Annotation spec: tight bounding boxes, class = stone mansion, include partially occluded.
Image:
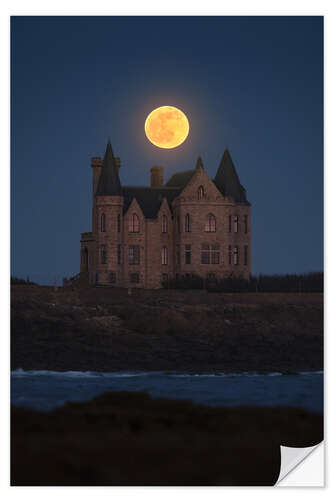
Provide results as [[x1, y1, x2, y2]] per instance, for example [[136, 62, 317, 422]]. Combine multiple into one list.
[[80, 140, 251, 288]]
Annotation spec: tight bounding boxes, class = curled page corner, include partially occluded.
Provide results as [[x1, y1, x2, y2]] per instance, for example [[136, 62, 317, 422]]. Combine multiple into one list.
[[276, 443, 323, 485]]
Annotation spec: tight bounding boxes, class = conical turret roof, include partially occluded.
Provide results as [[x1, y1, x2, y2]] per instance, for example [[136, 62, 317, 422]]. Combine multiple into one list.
[[214, 148, 248, 203], [196, 156, 204, 169], [96, 139, 122, 196]]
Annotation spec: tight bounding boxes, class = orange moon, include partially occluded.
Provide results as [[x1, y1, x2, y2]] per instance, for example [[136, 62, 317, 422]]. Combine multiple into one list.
[[144, 106, 189, 149]]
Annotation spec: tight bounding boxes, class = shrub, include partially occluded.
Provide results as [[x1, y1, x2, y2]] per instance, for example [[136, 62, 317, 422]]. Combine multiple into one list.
[[11, 276, 38, 286], [165, 272, 323, 293]]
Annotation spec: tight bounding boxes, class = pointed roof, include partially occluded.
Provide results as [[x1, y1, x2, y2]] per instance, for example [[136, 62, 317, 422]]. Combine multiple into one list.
[[95, 139, 122, 196], [196, 156, 204, 169], [214, 148, 248, 203]]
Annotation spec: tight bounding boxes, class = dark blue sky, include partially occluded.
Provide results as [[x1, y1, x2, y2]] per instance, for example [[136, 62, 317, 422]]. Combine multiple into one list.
[[11, 16, 323, 284]]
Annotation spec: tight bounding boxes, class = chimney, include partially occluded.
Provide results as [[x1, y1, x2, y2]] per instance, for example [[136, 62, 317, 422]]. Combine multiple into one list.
[[150, 166, 164, 187], [114, 157, 121, 170]]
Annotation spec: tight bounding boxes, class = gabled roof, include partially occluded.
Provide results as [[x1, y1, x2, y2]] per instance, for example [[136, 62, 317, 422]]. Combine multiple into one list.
[[122, 186, 181, 218], [96, 140, 122, 196], [214, 148, 249, 204], [165, 169, 195, 188]]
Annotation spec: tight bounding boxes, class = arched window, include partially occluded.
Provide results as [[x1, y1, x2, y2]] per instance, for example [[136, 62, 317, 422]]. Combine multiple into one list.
[[162, 246, 168, 265], [234, 215, 239, 233], [205, 214, 216, 232], [198, 186, 204, 200], [162, 215, 168, 233], [185, 213, 190, 232], [117, 214, 121, 233], [129, 213, 140, 233], [101, 213, 106, 232]]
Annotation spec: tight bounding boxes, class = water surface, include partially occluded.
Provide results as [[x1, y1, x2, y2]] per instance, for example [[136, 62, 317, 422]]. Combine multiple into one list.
[[11, 369, 323, 413]]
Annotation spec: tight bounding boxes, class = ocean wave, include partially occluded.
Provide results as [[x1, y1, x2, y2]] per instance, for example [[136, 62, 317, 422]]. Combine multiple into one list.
[[11, 368, 323, 378], [11, 369, 163, 379]]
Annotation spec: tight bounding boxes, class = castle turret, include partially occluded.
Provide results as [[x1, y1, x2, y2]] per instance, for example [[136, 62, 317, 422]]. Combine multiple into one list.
[[214, 148, 248, 203], [94, 139, 124, 286], [91, 157, 102, 234], [96, 139, 122, 196]]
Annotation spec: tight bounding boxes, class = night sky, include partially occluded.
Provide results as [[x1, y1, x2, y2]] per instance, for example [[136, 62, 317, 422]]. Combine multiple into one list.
[[11, 16, 323, 284]]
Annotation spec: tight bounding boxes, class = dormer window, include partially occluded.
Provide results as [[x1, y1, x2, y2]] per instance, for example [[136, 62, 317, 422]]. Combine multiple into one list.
[[129, 213, 140, 233], [198, 186, 204, 200]]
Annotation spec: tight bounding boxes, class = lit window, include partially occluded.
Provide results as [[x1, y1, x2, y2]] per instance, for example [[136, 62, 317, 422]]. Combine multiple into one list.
[[233, 246, 239, 265], [162, 246, 168, 265], [201, 244, 220, 264], [101, 213, 106, 232], [129, 214, 140, 233], [185, 244, 191, 265], [128, 245, 140, 265], [205, 214, 216, 232], [234, 216, 238, 233], [101, 245, 107, 264], [201, 244, 210, 264], [185, 214, 190, 232], [198, 186, 204, 200], [212, 243, 220, 264], [162, 215, 168, 233]]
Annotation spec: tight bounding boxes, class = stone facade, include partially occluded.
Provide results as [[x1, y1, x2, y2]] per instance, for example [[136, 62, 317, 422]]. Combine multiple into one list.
[[80, 141, 251, 288]]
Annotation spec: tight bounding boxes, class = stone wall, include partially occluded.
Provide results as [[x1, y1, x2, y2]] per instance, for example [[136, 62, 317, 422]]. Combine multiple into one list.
[[80, 160, 251, 288]]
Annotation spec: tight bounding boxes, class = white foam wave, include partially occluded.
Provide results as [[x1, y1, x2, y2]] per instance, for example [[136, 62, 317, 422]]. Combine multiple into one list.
[[11, 369, 323, 378], [11, 369, 161, 379]]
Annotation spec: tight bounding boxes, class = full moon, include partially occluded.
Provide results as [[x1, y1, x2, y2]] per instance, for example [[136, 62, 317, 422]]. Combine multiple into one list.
[[144, 106, 189, 149]]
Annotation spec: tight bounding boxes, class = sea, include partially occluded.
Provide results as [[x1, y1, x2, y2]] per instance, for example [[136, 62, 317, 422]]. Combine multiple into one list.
[[11, 369, 323, 413]]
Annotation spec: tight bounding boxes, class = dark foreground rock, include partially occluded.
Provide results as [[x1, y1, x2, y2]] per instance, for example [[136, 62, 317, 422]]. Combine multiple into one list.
[[11, 285, 323, 373], [11, 391, 323, 486]]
